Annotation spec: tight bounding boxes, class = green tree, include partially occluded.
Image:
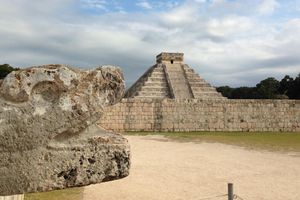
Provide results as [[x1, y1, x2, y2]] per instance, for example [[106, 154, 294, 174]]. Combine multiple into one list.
[[288, 73, 300, 99], [0, 64, 19, 79], [279, 75, 294, 95], [256, 77, 280, 99], [217, 74, 299, 99], [216, 86, 234, 98], [231, 87, 258, 99]]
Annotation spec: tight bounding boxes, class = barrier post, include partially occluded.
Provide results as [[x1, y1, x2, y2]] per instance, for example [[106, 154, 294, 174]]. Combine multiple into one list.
[[228, 183, 233, 200]]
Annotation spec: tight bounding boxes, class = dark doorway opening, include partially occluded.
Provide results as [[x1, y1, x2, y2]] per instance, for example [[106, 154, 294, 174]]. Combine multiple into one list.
[[171, 60, 174, 64]]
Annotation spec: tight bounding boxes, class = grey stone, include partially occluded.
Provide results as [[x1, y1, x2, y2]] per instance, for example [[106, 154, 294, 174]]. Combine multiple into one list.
[[0, 64, 130, 196]]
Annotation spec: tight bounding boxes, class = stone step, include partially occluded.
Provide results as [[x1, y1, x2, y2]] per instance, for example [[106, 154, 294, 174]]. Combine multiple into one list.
[[151, 71, 165, 75], [188, 78, 208, 83], [132, 81, 148, 89], [137, 91, 168, 96], [134, 95, 168, 99], [170, 80, 189, 83], [185, 71, 200, 75], [147, 77, 165, 82], [144, 82, 168, 87], [189, 82, 211, 87], [194, 96, 225, 100], [137, 76, 148, 81], [191, 87, 217, 92], [172, 89, 190, 93], [183, 68, 194, 73], [193, 90, 222, 94], [163, 63, 193, 99], [141, 85, 168, 89], [168, 76, 187, 80], [151, 70, 165, 74], [151, 67, 162, 71], [193, 96, 225, 100], [185, 73, 203, 79], [193, 92, 224, 98], [167, 72, 185, 75], [149, 74, 165, 79], [140, 87, 169, 92]]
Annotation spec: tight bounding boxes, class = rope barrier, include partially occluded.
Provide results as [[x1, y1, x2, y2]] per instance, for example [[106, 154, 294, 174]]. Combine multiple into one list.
[[234, 194, 245, 200], [196, 183, 246, 200], [196, 193, 246, 200], [197, 194, 227, 200]]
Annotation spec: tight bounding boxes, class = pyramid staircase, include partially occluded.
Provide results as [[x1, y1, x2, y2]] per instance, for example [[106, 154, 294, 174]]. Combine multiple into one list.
[[124, 64, 171, 99], [124, 53, 226, 100], [182, 64, 225, 99]]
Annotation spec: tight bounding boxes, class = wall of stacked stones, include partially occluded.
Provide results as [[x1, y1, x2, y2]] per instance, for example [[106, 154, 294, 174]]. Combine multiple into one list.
[[98, 99, 300, 132]]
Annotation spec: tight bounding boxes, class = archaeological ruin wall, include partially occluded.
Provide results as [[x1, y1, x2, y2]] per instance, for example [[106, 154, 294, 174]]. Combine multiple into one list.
[[98, 98, 300, 132]]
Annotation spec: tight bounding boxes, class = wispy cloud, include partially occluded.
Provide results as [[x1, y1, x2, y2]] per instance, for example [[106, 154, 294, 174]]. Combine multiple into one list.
[[257, 0, 279, 15], [157, 1, 181, 9], [136, 1, 152, 9], [80, 0, 108, 10]]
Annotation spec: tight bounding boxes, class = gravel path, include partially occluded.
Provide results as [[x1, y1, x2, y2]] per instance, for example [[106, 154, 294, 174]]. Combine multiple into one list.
[[83, 135, 300, 200]]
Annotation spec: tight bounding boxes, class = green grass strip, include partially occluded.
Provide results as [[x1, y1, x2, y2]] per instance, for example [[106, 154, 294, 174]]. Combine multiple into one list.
[[126, 131, 300, 152], [24, 187, 83, 200]]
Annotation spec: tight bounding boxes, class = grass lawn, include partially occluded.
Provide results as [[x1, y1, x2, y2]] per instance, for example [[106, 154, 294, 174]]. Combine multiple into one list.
[[25, 187, 83, 200], [126, 131, 300, 152]]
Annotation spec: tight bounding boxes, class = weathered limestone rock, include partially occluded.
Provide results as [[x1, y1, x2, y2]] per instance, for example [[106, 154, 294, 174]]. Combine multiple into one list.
[[0, 64, 130, 196]]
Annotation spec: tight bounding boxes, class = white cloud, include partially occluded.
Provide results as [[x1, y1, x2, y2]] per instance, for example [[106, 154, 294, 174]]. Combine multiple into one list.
[[207, 16, 254, 37], [157, 1, 180, 9], [257, 0, 279, 15], [160, 3, 199, 27], [136, 1, 152, 9], [80, 0, 108, 10], [194, 0, 208, 3], [211, 0, 226, 5]]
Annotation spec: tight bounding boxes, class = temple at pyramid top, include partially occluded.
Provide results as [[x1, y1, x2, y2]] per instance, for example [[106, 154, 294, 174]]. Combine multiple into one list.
[[156, 52, 184, 64], [125, 52, 226, 99]]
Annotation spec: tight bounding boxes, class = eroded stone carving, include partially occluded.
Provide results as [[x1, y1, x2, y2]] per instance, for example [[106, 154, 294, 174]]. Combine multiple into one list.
[[0, 64, 130, 196]]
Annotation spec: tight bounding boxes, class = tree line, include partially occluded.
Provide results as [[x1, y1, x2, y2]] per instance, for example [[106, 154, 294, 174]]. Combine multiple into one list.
[[0, 64, 19, 79], [1, 63, 299, 99], [216, 74, 300, 99]]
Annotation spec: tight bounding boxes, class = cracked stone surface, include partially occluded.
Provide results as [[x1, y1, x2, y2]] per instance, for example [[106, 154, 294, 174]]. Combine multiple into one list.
[[0, 64, 130, 196]]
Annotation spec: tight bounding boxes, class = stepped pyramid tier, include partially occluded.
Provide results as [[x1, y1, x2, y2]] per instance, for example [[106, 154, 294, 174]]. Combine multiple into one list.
[[125, 52, 226, 99]]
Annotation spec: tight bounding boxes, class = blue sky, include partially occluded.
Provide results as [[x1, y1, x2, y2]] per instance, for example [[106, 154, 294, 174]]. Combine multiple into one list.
[[80, 0, 182, 13], [0, 0, 300, 87]]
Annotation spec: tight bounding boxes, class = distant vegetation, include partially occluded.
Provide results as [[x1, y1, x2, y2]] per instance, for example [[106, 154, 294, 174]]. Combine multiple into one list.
[[217, 74, 300, 99], [0, 64, 19, 79]]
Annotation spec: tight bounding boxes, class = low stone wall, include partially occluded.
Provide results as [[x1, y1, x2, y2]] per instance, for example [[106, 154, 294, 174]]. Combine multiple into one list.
[[98, 98, 300, 132]]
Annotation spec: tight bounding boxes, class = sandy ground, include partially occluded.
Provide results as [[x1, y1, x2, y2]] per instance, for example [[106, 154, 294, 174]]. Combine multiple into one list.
[[83, 136, 300, 200]]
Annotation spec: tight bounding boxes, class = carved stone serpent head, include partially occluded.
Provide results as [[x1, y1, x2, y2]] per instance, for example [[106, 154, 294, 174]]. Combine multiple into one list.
[[0, 65, 130, 195]]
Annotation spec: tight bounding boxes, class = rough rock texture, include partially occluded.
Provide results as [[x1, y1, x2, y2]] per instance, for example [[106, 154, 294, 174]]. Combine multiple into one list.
[[0, 65, 130, 196]]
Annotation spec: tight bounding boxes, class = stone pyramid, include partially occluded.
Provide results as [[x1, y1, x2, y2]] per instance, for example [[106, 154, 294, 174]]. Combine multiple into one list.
[[125, 52, 226, 99]]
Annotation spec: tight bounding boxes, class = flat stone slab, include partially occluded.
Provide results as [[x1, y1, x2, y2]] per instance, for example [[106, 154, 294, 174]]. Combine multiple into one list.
[[0, 65, 130, 195]]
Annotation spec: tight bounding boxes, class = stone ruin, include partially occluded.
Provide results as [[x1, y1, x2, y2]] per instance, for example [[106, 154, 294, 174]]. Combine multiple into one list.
[[0, 65, 130, 196], [125, 52, 225, 99], [99, 53, 300, 132]]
